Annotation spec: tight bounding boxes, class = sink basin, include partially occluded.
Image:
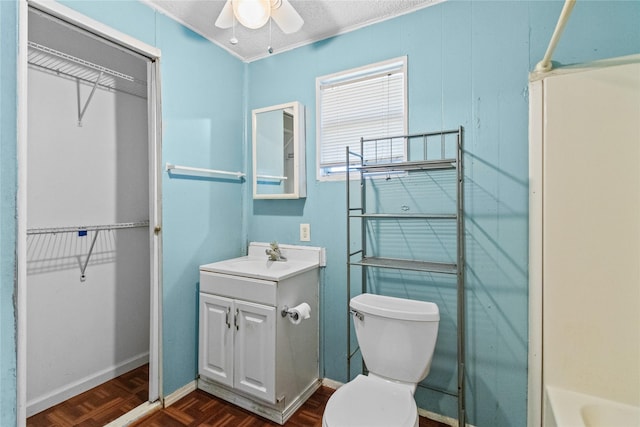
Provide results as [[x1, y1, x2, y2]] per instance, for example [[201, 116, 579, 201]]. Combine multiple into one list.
[[201, 256, 318, 281]]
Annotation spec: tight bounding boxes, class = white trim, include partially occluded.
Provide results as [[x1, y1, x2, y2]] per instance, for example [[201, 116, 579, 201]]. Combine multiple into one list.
[[417, 408, 465, 427], [17, 1, 30, 425], [527, 79, 544, 427], [17, 2, 163, 424], [321, 378, 343, 390], [147, 57, 163, 404], [163, 381, 197, 408], [104, 401, 162, 427]]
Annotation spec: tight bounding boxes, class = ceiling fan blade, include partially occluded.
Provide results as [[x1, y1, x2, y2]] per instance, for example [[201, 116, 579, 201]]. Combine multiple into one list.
[[214, 0, 234, 29], [271, 0, 303, 34]]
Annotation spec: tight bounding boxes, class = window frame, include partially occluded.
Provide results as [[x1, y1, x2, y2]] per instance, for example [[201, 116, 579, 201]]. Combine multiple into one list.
[[315, 56, 408, 181]]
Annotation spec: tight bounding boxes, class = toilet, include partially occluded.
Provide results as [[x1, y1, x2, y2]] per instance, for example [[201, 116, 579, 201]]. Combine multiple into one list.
[[322, 293, 440, 427]]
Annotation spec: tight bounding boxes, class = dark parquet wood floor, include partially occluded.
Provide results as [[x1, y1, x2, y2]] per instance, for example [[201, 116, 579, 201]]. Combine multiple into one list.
[[27, 364, 149, 427], [132, 386, 448, 427], [27, 365, 448, 427]]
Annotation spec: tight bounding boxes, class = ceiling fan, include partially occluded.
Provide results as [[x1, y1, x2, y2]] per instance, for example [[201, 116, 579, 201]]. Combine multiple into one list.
[[215, 0, 304, 34]]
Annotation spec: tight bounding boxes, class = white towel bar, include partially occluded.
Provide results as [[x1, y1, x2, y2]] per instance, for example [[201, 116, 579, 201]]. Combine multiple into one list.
[[256, 174, 288, 181], [165, 163, 245, 179]]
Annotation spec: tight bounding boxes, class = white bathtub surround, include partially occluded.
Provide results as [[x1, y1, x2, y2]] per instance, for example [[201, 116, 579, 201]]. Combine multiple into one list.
[[529, 56, 640, 425], [545, 386, 640, 427]]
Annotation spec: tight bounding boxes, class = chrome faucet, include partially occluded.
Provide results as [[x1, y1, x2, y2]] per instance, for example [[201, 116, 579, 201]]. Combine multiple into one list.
[[265, 241, 287, 261]]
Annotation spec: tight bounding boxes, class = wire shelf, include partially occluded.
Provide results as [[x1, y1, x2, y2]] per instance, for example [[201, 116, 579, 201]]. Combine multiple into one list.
[[28, 41, 147, 99], [27, 221, 149, 235]]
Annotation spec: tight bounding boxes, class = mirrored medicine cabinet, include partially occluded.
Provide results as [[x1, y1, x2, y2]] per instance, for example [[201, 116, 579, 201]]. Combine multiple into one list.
[[252, 101, 306, 199]]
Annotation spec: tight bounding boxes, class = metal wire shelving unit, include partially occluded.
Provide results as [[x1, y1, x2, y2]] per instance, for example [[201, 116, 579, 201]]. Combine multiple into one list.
[[345, 127, 466, 426]]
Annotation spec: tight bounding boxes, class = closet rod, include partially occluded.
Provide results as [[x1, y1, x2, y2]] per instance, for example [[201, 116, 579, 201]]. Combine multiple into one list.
[[26, 220, 149, 235], [166, 163, 245, 179]]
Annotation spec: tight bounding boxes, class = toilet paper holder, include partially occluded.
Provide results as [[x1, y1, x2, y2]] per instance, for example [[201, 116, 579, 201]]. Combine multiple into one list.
[[281, 303, 311, 325], [281, 305, 299, 320]]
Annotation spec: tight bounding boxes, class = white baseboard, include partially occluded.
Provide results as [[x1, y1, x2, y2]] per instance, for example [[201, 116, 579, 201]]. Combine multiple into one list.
[[163, 380, 197, 408], [321, 378, 343, 390], [27, 352, 149, 417], [417, 408, 465, 427], [105, 400, 162, 427]]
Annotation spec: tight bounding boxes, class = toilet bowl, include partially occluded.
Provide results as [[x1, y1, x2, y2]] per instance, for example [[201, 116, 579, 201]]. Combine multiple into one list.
[[322, 375, 419, 427], [322, 293, 439, 427]]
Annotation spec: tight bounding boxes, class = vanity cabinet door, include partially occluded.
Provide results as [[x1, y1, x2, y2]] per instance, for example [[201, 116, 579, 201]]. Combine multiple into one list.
[[233, 300, 276, 403], [199, 293, 234, 388]]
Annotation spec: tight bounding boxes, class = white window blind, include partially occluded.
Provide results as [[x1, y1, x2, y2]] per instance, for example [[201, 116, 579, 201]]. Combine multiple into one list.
[[317, 57, 407, 179]]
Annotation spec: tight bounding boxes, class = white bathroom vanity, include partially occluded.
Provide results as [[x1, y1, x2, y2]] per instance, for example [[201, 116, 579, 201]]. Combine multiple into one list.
[[198, 242, 323, 424]]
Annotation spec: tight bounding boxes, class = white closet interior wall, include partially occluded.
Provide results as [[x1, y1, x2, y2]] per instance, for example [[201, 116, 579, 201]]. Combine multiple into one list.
[[26, 9, 150, 416]]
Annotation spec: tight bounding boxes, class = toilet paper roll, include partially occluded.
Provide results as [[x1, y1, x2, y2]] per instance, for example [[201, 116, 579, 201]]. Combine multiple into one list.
[[288, 302, 311, 325]]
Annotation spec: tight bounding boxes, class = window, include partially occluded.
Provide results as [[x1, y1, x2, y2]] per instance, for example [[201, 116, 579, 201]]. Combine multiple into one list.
[[316, 57, 407, 180]]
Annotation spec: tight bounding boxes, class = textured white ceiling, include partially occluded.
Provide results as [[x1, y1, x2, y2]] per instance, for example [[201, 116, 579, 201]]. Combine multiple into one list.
[[143, 0, 442, 62]]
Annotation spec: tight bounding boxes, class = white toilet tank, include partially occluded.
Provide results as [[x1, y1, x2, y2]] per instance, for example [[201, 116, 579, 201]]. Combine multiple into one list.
[[350, 293, 439, 384]]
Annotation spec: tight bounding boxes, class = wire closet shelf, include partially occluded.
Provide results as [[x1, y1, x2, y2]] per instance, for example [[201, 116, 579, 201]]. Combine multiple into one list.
[[27, 41, 147, 99], [27, 221, 150, 281], [26, 221, 150, 235]]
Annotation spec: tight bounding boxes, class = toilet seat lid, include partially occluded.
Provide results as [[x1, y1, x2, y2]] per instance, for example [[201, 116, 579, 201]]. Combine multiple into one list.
[[324, 375, 418, 427]]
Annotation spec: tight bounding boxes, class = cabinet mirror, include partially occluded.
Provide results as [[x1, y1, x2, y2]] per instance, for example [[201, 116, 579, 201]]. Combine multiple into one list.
[[252, 101, 306, 199]]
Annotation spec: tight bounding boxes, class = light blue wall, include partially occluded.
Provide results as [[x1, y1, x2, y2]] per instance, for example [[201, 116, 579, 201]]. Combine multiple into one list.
[[1, 1, 19, 425], [245, 1, 640, 426]]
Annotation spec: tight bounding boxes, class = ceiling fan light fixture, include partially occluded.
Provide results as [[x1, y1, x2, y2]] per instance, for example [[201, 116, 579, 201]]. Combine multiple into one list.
[[233, 0, 271, 30]]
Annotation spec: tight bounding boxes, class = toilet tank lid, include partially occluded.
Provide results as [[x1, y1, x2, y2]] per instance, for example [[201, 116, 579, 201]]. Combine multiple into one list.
[[350, 293, 439, 322]]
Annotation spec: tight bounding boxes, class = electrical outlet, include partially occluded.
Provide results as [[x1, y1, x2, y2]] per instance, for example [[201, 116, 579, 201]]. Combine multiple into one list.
[[300, 223, 310, 241]]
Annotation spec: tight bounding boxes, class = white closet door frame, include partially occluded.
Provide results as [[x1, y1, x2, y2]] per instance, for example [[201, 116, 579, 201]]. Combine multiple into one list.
[[16, 0, 163, 424]]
